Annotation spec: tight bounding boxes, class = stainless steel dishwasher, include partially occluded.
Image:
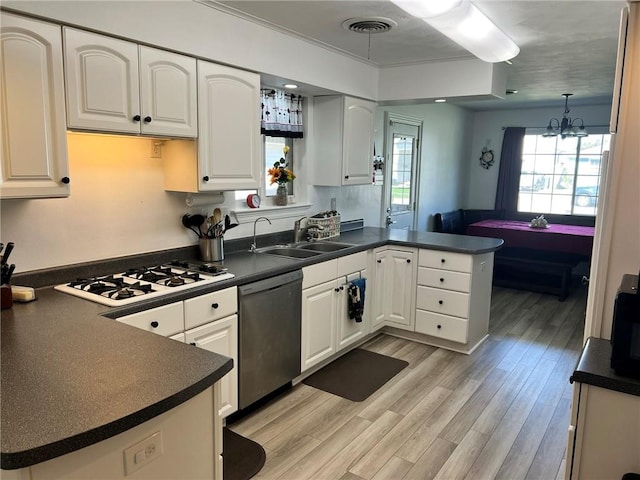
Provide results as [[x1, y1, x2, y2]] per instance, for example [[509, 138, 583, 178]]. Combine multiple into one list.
[[238, 270, 302, 410]]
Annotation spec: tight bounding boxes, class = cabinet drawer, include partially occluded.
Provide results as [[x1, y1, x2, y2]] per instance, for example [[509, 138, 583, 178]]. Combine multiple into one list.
[[337, 251, 367, 277], [118, 302, 184, 336], [417, 267, 470, 293], [415, 310, 468, 343], [419, 250, 472, 273], [416, 286, 470, 318], [184, 286, 237, 330], [303, 259, 338, 289]]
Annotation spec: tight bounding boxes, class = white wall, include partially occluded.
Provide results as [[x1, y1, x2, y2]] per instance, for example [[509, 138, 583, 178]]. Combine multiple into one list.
[[1, 134, 196, 272], [466, 104, 613, 208], [376, 103, 474, 231]]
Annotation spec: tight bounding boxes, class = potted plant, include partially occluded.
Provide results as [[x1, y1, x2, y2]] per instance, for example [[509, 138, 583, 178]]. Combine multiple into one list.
[[268, 145, 295, 205]]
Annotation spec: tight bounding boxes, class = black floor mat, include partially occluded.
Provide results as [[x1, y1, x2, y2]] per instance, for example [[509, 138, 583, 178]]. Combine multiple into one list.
[[302, 348, 409, 402], [223, 428, 266, 480]]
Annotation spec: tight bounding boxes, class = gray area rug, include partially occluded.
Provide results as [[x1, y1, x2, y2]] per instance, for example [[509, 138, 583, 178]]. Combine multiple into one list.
[[223, 428, 265, 480], [302, 348, 409, 402]]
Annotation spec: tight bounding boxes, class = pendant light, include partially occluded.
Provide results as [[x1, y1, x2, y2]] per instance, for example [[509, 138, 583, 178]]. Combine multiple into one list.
[[542, 94, 589, 139]]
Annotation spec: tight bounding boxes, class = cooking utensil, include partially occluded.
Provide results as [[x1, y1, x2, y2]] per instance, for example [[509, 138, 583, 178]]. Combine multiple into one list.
[[1, 264, 15, 284], [190, 214, 206, 237], [182, 214, 202, 237], [213, 208, 222, 225], [224, 215, 239, 231], [2, 242, 14, 265]]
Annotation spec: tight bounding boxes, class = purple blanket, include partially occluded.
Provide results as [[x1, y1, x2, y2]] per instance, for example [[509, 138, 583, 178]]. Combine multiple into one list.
[[466, 220, 594, 256]]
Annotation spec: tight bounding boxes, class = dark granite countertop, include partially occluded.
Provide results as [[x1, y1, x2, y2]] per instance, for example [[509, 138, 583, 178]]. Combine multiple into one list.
[[571, 337, 640, 397], [2, 226, 501, 469], [0, 288, 233, 470], [93, 227, 504, 318]]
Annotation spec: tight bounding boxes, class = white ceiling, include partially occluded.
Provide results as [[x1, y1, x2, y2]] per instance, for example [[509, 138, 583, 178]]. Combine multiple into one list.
[[213, 0, 626, 110]]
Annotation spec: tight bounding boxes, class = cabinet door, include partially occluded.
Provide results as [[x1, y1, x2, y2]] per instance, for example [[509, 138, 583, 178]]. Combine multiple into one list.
[[301, 280, 338, 371], [387, 249, 416, 329], [64, 28, 140, 134], [372, 250, 389, 330], [197, 60, 261, 191], [336, 271, 368, 350], [185, 315, 238, 419], [1, 14, 69, 198], [374, 248, 416, 330], [139, 46, 197, 137], [342, 96, 375, 185]]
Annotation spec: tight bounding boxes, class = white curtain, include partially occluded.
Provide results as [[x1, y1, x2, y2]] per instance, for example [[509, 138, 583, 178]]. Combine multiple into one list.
[[261, 89, 304, 138]]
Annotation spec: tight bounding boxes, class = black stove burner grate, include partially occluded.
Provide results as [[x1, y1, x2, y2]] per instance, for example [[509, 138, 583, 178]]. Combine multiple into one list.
[[68, 276, 156, 299], [106, 281, 154, 299]]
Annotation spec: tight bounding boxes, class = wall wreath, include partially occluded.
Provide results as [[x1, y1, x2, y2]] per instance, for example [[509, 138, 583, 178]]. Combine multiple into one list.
[[479, 147, 494, 169]]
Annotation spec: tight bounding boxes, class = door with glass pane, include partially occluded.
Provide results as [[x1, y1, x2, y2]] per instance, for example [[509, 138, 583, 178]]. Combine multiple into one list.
[[383, 115, 421, 230]]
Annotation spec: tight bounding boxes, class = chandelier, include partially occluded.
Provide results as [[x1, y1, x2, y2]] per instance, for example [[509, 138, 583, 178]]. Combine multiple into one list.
[[542, 94, 588, 139]]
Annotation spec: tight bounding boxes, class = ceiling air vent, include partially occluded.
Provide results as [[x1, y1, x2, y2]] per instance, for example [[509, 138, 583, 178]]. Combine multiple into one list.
[[342, 17, 397, 34]]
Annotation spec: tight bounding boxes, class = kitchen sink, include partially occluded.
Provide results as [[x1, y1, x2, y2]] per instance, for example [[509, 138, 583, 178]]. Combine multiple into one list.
[[296, 241, 354, 252], [255, 241, 354, 259], [256, 247, 321, 259]]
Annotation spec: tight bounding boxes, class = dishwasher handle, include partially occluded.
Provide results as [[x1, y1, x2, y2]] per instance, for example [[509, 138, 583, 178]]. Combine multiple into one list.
[[238, 270, 303, 296]]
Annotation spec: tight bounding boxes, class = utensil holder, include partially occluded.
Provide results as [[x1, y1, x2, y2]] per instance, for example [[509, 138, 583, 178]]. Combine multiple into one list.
[[1, 284, 12, 310], [199, 237, 224, 262]]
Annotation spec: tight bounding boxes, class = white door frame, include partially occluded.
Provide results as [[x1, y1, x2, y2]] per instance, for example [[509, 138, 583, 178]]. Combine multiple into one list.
[[381, 112, 423, 229]]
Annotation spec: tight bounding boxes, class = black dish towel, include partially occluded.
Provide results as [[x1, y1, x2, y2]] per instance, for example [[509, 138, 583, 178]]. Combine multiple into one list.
[[347, 278, 366, 323]]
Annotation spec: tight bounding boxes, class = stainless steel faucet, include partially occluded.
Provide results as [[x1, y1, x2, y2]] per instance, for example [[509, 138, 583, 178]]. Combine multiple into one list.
[[251, 216, 271, 252], [293, 216, 324, 243], [293, 216, 307, 243]]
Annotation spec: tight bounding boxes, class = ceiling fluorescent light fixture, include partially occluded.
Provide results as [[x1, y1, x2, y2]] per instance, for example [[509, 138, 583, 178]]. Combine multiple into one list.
[[284, 84, 298, 89], [390, 0, 519, 63], [542, 93, 588, 139], [435, 98, 447, 103]]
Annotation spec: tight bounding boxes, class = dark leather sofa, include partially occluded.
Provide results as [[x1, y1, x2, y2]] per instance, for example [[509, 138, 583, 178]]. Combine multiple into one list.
[[433, 208, 594, 300]]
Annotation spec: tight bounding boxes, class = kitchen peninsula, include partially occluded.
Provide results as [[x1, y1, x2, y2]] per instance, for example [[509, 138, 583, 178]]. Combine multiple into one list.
[[0, 290, 232, 478], [1, 227, 501, 478]]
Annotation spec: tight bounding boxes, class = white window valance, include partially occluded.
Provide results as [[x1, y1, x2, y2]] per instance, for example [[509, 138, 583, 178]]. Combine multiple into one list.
[[261, 89, 303, 138]]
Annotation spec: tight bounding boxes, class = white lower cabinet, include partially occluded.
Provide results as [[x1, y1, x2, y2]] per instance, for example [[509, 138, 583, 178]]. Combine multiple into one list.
[[301, 252, 369, 372], [185, 315, 238, 419], [117, 286, 238, 419], [372, 247, 417, 331], [567, 383, 640, 480], [184, 286, 238, 419], [336, 270, 368, 350], [117, 302, 183, 337], [301, 279, 338, 371], [26, 386, 219, 480], [414, 249, 493, 353]]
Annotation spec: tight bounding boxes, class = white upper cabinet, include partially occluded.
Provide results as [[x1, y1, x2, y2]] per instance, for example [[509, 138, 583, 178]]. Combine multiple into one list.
[[195, 60, 261, 191], [313, 95, 375, 186], [64, 28, 197, 137], [0, 13, 70, 198], [163, 61, 261, 192], [138, 46, 197, 137]]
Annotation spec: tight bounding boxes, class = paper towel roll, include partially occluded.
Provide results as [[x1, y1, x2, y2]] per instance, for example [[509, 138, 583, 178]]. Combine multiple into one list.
[[185, 192, 225, 207]]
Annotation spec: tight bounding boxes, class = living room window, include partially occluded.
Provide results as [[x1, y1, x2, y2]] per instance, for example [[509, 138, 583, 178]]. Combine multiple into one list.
[[518, 133, 610, 216]]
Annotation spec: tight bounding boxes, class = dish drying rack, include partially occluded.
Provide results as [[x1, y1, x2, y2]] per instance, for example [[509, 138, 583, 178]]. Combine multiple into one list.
[[308, 211, 341, 239]]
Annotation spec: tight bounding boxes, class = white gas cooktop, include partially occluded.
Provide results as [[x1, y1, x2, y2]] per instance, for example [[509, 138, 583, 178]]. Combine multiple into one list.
[[54, 262, 234, 307]]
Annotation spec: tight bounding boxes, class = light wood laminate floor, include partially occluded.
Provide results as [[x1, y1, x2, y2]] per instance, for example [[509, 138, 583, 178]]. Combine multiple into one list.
[[229, 286, 587, 480]]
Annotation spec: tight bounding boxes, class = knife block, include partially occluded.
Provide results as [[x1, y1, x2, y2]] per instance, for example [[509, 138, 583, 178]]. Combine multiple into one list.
[[1, 284, 12, 310]]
